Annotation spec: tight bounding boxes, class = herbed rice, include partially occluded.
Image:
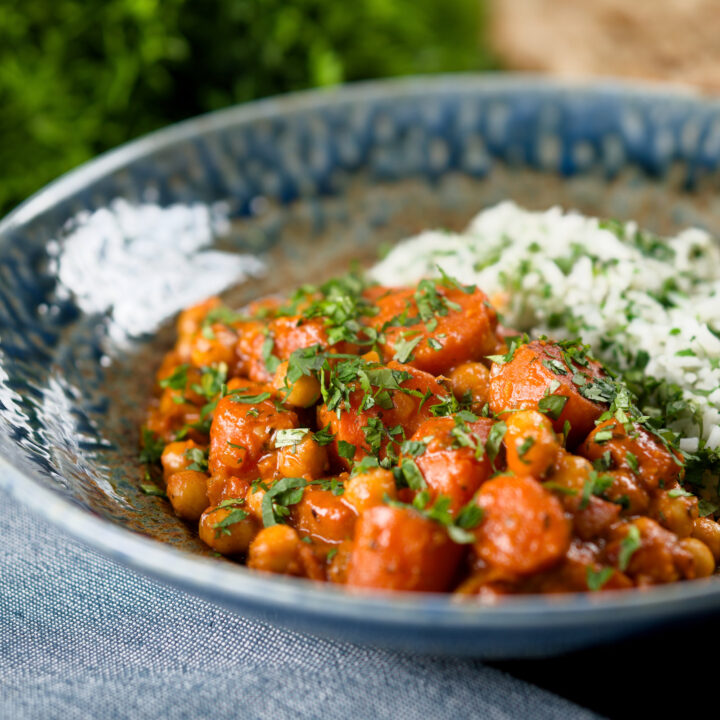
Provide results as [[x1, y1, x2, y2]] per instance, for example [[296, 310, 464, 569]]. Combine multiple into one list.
[[372, 202, 720, 465]]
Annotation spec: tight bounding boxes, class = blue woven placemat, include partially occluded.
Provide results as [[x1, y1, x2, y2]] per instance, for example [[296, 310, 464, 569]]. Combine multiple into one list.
[[0, 486, 601, 720]]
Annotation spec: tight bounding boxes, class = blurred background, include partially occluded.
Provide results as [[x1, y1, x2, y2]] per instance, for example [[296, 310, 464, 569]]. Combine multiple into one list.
[[1, 0, 717, 217]]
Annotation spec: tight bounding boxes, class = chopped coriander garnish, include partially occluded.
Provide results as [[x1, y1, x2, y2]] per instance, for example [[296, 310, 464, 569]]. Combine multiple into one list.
[[625, 451, 639, 474], [618, 525, 641, 571], [337, 441, 357, 461], [275, 428, 310, 448], [538, 394, 568, 420], [485, 421, 507, 465], [140, 483, 167, 498], [393, 335, 423, 364], [230, 391, 272, 404], [400, 440, 428, 458], [667, 487, 694, 498], [398, 458, 426, 490], [313, 424, 335, 446], [139, 428, 165, 465], [160, 364, 189, 392], [184, 447, 208, 473], [586, 566, 614, 591], [517, 436, 534, 460]]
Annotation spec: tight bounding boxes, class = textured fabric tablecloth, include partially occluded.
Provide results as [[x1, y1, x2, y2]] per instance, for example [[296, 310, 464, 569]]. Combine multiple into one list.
[[0, 486, 601, 720]]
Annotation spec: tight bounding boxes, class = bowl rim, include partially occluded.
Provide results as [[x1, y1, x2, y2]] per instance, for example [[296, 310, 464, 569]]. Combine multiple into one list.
[[2, 73, 720, 630]]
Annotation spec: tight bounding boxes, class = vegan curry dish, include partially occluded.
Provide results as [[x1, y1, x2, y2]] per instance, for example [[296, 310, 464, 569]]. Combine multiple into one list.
[[140, 205, 720, 596]]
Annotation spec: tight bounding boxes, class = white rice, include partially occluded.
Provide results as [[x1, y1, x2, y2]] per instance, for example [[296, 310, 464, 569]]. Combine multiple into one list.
[[371, 202, 720, 452]]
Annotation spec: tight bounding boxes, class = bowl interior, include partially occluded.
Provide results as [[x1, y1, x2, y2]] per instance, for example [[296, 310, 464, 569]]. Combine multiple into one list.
[[2, 76, 720, 571]]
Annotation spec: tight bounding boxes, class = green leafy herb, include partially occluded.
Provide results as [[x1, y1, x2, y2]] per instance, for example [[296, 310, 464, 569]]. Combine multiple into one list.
[[212, 498, 249, 537], [140, 483, 167, 498], [485, 421, 507, 464], [625, 451, 639, 474], [159, 364, 189, 391], [139, 428, 165, 465], [313, 425, 336, 446], [618, 525, 641, 571], [230, 391, 272, 404], [393, 334, 423, 363], [184, 447, 208, 473], [593, 428, 614, 445], [261, 477, 309, 527], [275, 428, 310, 448], [399, 458, 426, 490], [538, 394, 568, 420], [400, 440, 428, 458], [261, 336, 282, 375], [337, 440, 357, 461], [579, 471, 614, 510], [517, 436, 534, 460], [667, 487, 694, 498], [586, 566, 614, 591]]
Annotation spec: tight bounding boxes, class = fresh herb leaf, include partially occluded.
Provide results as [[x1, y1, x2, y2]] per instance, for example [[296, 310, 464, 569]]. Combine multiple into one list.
[[140, 483, 167, 498], [139, 428, 165, 465], [538, 394, 568, 420], [618, 525, 641, 571], [337, 441, 357, 461], [586, 566, 614, 591], [275, 428, 310, 448], [393, 334, 423, 363]]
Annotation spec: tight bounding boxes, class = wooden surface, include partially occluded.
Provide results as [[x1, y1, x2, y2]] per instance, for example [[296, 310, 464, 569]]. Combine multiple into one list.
[[491, 0, 720, 92]]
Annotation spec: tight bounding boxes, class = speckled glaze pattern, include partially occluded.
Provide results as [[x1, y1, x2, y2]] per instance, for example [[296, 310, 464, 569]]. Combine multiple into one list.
[[2, 76, 720, 658]]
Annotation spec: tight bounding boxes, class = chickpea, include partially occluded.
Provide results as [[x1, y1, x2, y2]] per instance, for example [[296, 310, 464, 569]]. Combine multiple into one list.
[[176, 297, 221, 361], [190, 323, 237, 368], [362, 350, 381, 363], [166, 470, 210, 521], [275, 435, 328, 479], [603, 471, 650, 516], [327, 540, 353, 584], [505, 410, 560, 478], [245, 483, 266, 521], [692, 517, 720, 561], [247, 525, 304, 575], [650, 490, 698, 538], [199, 505, 259, 555], [448, 362, 490, 407], [161, 440, 199, 480], [548, 451, 592, 495], [177, 297, 221, 339], [344, 469, 397, 514], [680, 538, 716, 579], [272, 360, 321, 407]]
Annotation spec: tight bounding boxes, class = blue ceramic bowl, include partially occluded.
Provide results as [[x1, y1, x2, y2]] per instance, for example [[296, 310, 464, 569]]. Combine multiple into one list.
[[2, 75, 720, 659]]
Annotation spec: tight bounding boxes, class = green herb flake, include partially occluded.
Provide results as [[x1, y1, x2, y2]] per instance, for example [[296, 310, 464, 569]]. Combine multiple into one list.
[[139, 428, 165, 465], [541, 482, 578, 496], [538, 394, 568, 420], [393, 334, 423, 364], [667, 487, 694, 498], [337, 441, 357, 461], [586, 566, 614, 591], [485, 421, 507, 464], [275, 428, 310, 448], [159, 364, 189, 391], [400, 458, 426, 490], [184, 447, 208, 473], [625, 451, 639, 475], [618, 525, 641, 571], [313, 425, 336, 446], [140, 483, 167, 498], [593, 428, 614, 445], [230, 391, 272, 404], [517, 436, 534, 460]]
